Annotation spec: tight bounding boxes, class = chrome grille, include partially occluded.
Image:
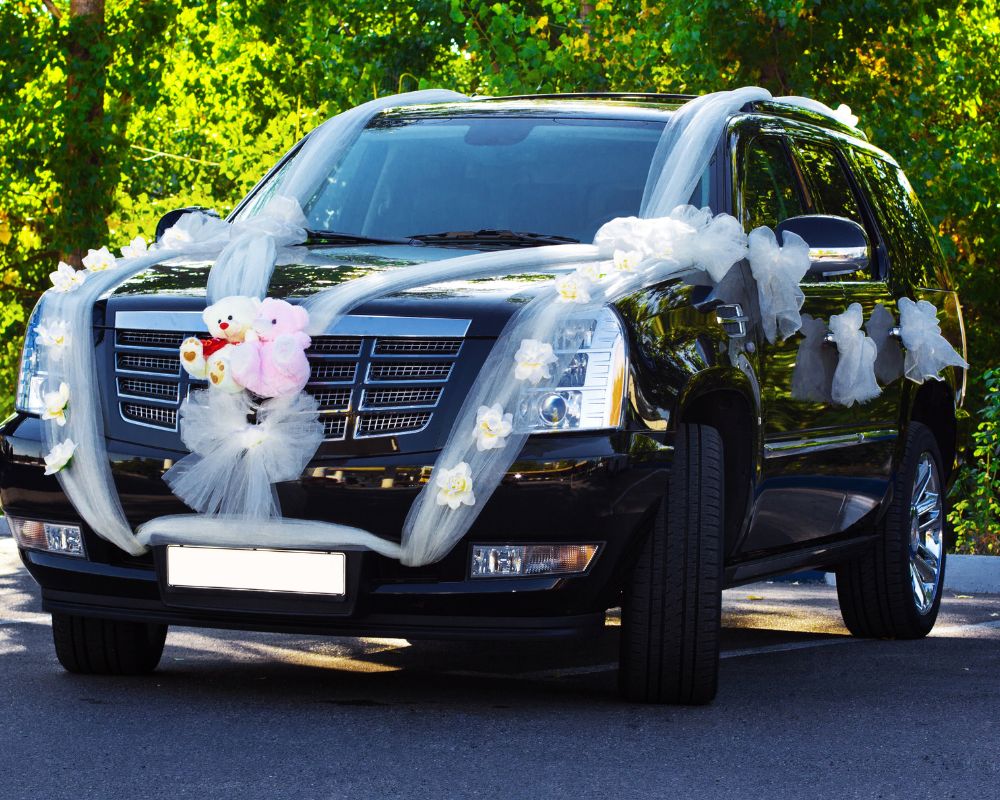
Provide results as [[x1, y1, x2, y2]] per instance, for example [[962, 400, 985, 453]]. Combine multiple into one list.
[[362, 387, 441, 408], [118, 377, 179, 402], [112, 319, 466, 445], [117, 353, 180, 374], [368, 362, 452, 382], [121, 402, 177, 429], [356, 412, 431, 437], [374, 338, 462, 356]]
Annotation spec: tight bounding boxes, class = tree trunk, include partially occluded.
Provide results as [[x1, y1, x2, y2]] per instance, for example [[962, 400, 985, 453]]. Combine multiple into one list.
[[58, 0, 108, 265]]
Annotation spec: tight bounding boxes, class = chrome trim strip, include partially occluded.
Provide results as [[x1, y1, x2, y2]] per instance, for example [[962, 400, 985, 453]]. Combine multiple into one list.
[[115, 311, 472, 338], [764, 429, 897, 459]]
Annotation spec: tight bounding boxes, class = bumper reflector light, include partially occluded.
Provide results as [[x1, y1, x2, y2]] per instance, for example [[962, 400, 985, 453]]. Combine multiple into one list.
[[7, 517, 86, 557], [470, 544, 599, 578]]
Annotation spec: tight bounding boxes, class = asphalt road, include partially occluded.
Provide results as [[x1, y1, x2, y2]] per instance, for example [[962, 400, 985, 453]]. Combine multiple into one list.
[[1, 537, 997, 800]]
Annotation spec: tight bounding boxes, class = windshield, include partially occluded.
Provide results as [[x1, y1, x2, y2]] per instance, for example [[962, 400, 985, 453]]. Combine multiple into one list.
[[236, 115, 693, 244]]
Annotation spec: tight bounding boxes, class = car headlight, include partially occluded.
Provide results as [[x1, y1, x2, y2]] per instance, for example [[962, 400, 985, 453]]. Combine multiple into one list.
[[15, 301, 46, 415], [514, 306, 627, 433]]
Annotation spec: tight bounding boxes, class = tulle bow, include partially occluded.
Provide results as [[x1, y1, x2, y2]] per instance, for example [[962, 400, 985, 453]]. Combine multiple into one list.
[[747, 227, 810, 343], [897, 298, 968, 384], [829, 303, 881, 407]]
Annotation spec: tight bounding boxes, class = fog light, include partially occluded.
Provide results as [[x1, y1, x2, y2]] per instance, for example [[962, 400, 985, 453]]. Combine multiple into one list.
[[7, 517, 86, 557], [470, 544, 599, 578]]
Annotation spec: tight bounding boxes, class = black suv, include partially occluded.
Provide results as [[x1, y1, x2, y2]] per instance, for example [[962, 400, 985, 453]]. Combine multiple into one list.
[[1, 93, 966, 704]]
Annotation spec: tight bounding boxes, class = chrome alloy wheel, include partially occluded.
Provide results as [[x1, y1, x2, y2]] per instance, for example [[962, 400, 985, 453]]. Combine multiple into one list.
[[909, 452, 944, 614]]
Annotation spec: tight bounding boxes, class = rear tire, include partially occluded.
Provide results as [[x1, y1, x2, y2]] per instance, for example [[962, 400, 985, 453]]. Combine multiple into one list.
[[52, 613, 167, 675], [835, 421, 947, 639], [619, 424, 724, 705]]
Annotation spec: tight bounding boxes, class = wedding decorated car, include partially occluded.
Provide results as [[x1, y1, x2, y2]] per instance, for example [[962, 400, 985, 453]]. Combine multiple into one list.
[[1, 89, 967, 704]]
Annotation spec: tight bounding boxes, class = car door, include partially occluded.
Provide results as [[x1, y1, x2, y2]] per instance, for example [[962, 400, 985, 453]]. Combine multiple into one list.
[[734, 128, 872, 557]]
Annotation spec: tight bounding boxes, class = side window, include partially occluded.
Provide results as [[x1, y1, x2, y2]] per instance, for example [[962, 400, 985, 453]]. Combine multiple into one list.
[[791, 140, 864, 227], [850, 152, 946, 287], [741, 137, 805, 231]]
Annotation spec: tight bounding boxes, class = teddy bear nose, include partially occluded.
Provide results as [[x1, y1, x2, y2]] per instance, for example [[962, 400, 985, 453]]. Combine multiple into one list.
[[219, 322, 229, 330]]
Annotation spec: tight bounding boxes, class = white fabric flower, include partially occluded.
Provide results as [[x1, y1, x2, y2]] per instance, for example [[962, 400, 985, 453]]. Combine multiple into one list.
[[577, 261, 608, 283], [49, 261, 86, 293], [833, 104, 859, 128], [613, 249, 643, 273], [37, 320, 70, 359], [554, 272, 592, 304], [82, 246, 117, 272], [513, 339, 558, 384], [473, 403, 513, 451], [41, 382, 70, 427], [43, 439, 77, 475], [121, 235, 148, 258], [434, 462, 476, 510]]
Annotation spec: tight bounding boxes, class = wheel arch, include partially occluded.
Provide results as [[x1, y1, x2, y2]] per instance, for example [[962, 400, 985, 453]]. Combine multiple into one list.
[[676, 370, 760, 556]]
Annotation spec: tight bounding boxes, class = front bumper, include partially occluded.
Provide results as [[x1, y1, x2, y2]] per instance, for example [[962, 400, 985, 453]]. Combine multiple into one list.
[[1, 414, 671, 638]]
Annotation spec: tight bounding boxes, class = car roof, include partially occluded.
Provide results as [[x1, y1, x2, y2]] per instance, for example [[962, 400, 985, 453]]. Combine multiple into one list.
[[378, 91, 867, 141]]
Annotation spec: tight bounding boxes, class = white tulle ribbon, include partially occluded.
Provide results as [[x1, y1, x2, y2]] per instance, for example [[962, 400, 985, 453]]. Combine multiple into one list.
[[865, 303, 905, 385], [791, 314, 837, 403], [163, 390, 323, 518], [897, 297, 968, 383], [747, 226, 811, 343], [829, 303, 881, 407]]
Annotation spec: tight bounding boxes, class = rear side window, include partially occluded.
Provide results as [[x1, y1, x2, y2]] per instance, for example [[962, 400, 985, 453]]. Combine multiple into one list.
[[791, 140, 864, 227], [850, 152, 949, 287], [741, 137, 805, 230]]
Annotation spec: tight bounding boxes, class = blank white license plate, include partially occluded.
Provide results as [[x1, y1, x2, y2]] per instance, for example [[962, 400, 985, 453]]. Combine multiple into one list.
[[166, 546, 346, 596]]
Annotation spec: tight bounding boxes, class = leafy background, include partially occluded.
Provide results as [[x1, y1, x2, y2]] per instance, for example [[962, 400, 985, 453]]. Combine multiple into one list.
[[2, 0, 997, 548]]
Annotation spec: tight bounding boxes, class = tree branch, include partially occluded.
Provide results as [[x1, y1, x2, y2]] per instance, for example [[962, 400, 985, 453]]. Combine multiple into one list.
[[40, 0, 62, 20]]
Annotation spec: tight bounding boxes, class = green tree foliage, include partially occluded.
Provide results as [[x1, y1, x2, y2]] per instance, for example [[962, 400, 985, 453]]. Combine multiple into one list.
[[951, 368, 1000, 554], [1, 1, 998, 541]]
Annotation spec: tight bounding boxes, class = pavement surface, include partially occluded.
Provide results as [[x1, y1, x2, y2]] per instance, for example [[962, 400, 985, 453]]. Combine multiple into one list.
[[1, 537, 998, 800]]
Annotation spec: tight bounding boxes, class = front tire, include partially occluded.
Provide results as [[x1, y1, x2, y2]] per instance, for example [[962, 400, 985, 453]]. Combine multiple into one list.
[[619, 424, 724, 705], [52, 613, 167, 675], [835, 421, 947, 638]]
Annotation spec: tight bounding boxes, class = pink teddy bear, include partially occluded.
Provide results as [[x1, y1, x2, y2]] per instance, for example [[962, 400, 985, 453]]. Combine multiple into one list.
[[231, 298, 312, 399]]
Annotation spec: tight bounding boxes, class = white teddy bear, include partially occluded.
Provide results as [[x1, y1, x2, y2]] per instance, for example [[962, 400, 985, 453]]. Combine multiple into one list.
[[179, 296, 260, 393]]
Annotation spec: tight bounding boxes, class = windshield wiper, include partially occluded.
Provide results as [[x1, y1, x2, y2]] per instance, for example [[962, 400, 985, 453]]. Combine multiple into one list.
[[408, 229, 580, 248], [305, 229, 418, 246]]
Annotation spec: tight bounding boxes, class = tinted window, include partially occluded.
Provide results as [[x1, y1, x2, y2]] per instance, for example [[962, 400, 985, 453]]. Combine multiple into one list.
[[851, 152, 946, 287], [237, 116, 666, 244], [792, 140, 864, 226], [741, 137, 805, 230]]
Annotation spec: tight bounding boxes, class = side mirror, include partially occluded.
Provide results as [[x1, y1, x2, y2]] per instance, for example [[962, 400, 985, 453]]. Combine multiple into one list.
[[775, 214, 870, 278], [154, 206, 221, 242]]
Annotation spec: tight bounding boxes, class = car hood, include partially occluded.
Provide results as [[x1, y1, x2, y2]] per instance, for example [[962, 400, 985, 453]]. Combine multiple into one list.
[[103, 244, 567, 337]]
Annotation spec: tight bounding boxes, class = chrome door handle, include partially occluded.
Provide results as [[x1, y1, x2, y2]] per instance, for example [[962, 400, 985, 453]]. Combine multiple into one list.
[[715, 304, 748, 338]]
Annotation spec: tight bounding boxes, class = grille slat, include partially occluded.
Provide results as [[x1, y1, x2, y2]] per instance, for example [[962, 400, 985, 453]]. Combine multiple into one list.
[[357, 412, 431, 437], [117, 330, 187, 349], [362, 388, 441, 408], [310, 363, 358, 383], [121, 402, 177, 429], [309, 388, 352, 410], [368, 362, 452, 382], [322, 416, 348, 440], [117, 353, 181, 374], [118, 377, 180, 402], [374, 338, 462, 356], [309, 336, 363, 355]]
